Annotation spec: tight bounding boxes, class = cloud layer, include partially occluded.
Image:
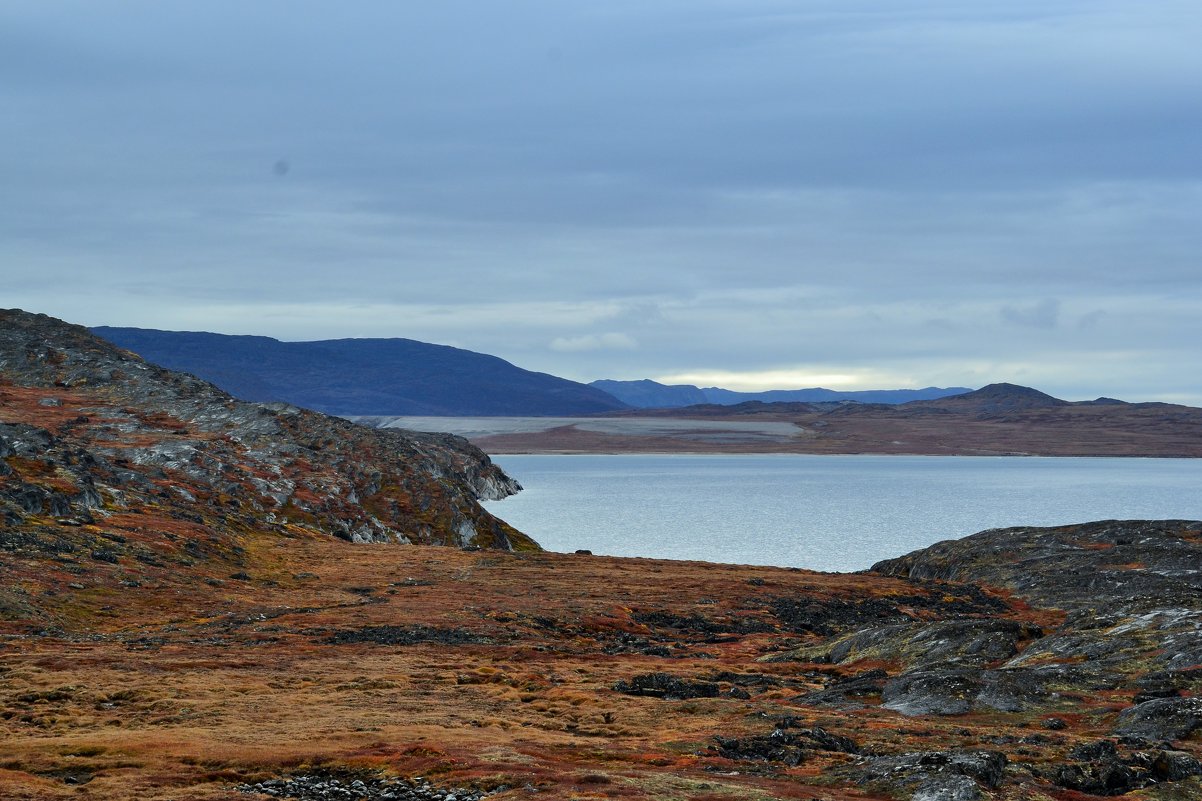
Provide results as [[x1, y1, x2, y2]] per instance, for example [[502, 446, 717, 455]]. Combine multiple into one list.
[[2, 1, 1200, 402]]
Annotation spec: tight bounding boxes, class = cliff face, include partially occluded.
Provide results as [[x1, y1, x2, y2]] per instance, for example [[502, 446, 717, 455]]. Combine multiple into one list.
[[0, 310, 535, 565]]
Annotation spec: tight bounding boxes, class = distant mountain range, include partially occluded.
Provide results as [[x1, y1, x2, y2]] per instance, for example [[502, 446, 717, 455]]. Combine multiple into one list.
[[91, 327, 629, 416], [590, 378, 973, 408], [91, 327, 978, 417], [468, 382, 1202, 456]]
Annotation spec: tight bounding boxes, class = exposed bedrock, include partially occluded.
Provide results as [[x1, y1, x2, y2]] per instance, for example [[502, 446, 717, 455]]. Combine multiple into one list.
[[0, 308, 535, 552], [856, 520, 1202, 732]]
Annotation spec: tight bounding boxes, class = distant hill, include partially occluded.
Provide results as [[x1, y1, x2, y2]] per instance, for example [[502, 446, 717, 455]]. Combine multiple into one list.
[[467, 382, 1202, 456], [904, 382, 1070, 415], [589, 379, 710, 408], [91, 327, 630, 416], [591, 378, 972, 408]]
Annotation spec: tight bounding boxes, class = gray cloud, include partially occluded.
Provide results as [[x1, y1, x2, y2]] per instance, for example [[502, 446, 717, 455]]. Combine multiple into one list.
[[1, 1, 1200, 403], [1001, 299, 1060, 329]]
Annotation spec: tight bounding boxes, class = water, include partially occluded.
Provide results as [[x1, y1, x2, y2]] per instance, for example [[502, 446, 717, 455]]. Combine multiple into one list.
[[482, 454, 1202, 572]]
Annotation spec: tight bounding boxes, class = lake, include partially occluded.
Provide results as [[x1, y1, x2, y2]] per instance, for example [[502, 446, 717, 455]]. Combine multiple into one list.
[[481, 454, 1202, 572]]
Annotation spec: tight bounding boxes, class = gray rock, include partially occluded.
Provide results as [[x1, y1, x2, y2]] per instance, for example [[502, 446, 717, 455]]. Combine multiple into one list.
[[848, 750, 1007, 799], [873, 520, 1202, 616], [825, 619, 1041, 671], [1154, 750, 1202, 781], [882, 670, 979, 716], [912, 774, 981, 801], [613, 672, 720, 700], [1114, 697, 1202, 742]]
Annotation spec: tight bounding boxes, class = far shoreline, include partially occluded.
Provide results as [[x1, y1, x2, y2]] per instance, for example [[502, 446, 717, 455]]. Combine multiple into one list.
[[351, 408, 1202, 458]]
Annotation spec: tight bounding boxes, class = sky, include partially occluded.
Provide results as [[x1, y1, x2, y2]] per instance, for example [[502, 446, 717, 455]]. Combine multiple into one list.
[[3, 1, 1201, 403]]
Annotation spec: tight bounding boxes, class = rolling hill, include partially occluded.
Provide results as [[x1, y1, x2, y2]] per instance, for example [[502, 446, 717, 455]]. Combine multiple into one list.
[[91, 327, 629, 416]]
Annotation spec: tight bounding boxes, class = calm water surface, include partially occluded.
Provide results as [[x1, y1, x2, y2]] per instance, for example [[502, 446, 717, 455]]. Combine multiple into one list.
[[482, 455, 1202, 572]]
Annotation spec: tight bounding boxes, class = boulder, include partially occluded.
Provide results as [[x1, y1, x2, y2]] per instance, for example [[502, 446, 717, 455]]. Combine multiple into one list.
[[1114, 697, 1202, 742], [848, 750, 1007, 800]]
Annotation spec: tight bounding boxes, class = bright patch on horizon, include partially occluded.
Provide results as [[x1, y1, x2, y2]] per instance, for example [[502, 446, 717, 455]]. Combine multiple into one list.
[[654, 368, 916, 392]]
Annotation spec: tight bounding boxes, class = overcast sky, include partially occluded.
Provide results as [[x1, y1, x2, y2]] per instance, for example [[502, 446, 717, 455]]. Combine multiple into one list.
[[3, 2, 1201, 403]]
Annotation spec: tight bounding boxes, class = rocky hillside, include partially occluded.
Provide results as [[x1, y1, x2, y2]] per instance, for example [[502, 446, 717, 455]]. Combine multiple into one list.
[[91, 326, 629, 416], [0, 309, 535, 621]]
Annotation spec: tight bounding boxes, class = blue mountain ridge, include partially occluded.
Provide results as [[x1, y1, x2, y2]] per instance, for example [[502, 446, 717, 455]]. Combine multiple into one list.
[[91, 327, 630, 417], [591, 378, 973, 408]]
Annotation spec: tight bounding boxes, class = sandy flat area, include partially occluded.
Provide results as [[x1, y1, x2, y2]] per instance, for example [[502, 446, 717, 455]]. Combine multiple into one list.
[[349, 415, 805, 442]]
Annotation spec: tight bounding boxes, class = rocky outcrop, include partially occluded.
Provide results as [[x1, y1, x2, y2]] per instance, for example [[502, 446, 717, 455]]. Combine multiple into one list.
[[0, 309, 536, 562], [237, 773, 490, 801], [745, 520, 1202, 796], [612, 673, 720, 700], [862, 520, 1202, 737], [1115, 697, 1202, 742], [845, 750, 1008, 801], [873, 520, 1202, 676]]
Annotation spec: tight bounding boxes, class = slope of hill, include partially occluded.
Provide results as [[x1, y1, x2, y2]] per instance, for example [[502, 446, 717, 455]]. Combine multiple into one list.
[[91, 326, 630, 416], [902, 381, 1069, 415], [0, 310, 535, 576], [592, 378, 972, 408], [589, 378, 709, 408]]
